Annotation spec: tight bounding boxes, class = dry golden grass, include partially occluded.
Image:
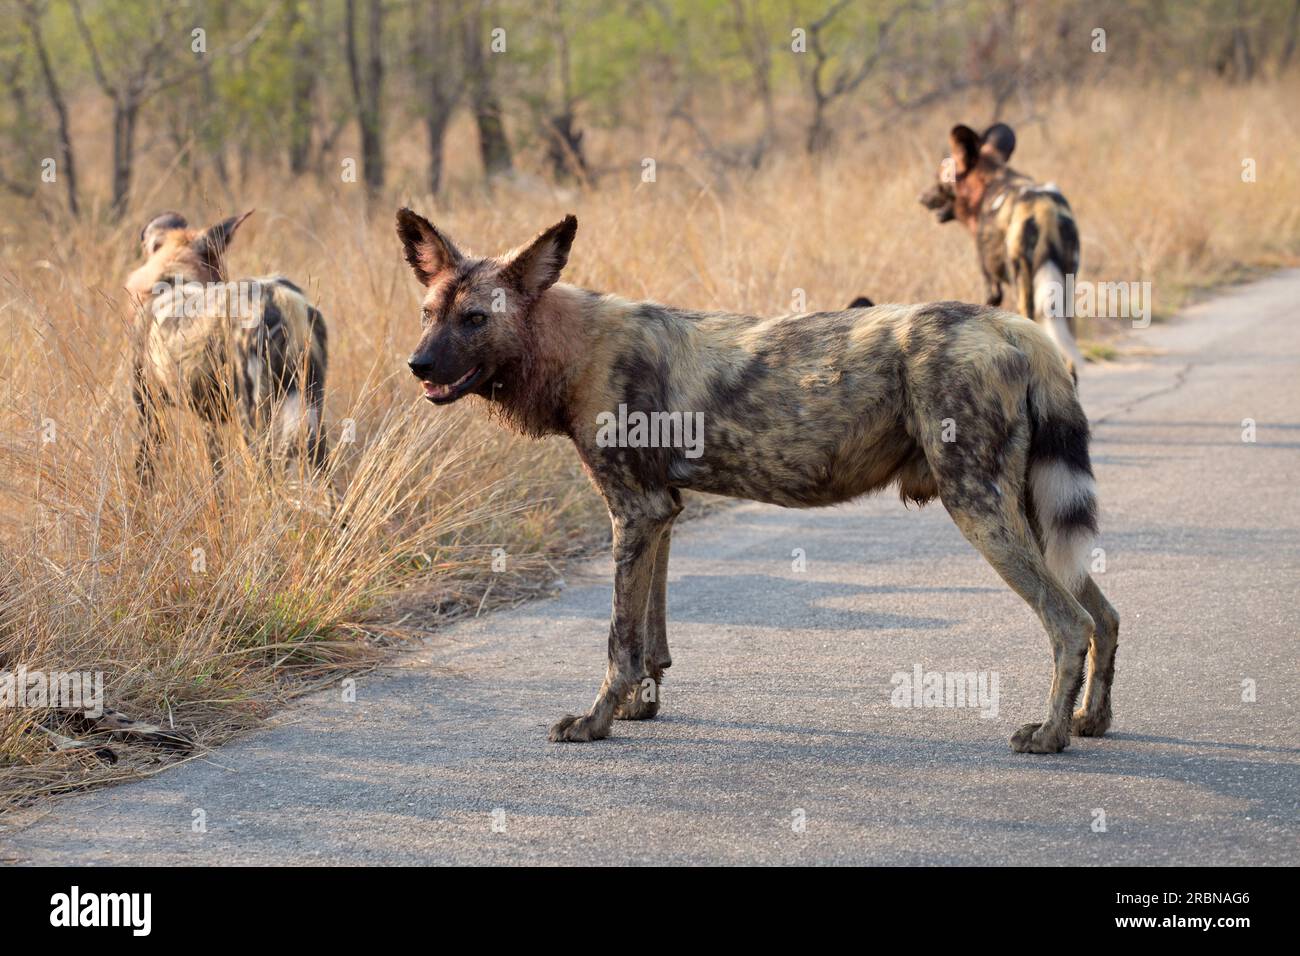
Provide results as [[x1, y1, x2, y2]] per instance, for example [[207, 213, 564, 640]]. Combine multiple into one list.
[[1, 80, 1297, 809]]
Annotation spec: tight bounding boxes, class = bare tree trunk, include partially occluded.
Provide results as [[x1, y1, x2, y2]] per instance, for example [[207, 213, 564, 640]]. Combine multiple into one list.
[[200, 59, 231, 191], [989, 0, 1021, 119], [802, 0, 910, 154], [730, 0, 776, 164], [542, 0, 588, 181], [345, 0, 385, 195], [68, 0, 265, 217], [417, 0, 461, 195], [463, 0, 513, 177], [424, 110, 452, 195], [0, 57, 37, 197], [1228, 0, 1256, 82], [287, 0, 316, 176], [1280, 0, 1300, 73], [21, 1, 79, 215], [111, 97, 140, 218]]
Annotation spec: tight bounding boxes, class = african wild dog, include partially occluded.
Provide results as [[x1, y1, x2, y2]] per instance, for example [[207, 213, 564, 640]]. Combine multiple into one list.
[[124, 211, 328, 480], [920, 122, 1084, 375], [396, 208, 1119, 754]]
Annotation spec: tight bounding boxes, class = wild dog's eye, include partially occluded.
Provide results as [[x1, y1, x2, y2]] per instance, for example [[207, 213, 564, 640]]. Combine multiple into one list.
[[463, 310, 489, 327], [420, 307, 433, 327]]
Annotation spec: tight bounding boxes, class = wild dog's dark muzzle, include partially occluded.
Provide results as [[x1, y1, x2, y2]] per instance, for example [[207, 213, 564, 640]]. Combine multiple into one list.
[[919, 186, 956, 223], [407, 356, 436, 380], [408, 353, 483, 404]]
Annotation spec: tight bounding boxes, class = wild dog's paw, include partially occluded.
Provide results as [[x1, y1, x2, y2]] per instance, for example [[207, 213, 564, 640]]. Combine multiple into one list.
[[1009, 722, 1070, 754], [614, 694, 660, 720], [614, 677, 661, 720], [548, 713, 610, 743], [1071, 708, 1112, 737]]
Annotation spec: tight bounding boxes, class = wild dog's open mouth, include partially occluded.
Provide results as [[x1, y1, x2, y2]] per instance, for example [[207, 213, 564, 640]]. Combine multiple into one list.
[[421, 366, 482, 404]]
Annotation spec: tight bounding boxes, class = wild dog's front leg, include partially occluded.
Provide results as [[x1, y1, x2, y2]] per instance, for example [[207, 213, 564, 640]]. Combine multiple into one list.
[[132, 373, 166, 486], [983, 276, 1003, 308], [549, 500, 673, 742], [615, 494, 681, 720], [980, 258, 1003, 307]]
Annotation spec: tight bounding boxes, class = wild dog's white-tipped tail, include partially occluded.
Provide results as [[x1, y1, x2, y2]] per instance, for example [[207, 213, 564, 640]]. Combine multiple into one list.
[[1025, 339, 1098, 592], [1029, 457, 1097, 591], [1033, 261, 1085, 372], [1024, 325, 1097, 595]]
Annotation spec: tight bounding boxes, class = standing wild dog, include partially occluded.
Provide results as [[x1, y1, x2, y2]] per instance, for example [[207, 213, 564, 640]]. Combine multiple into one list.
[[396, 208, 1119, 753], [920, 122, 1085, 375], [125, 211, 329, 480]]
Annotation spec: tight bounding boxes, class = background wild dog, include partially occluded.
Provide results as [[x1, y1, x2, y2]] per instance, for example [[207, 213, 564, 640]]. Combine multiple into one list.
[[125, 211, 329, 480], [920, 122, 1085, 375], [397, 208, 1119, 754]]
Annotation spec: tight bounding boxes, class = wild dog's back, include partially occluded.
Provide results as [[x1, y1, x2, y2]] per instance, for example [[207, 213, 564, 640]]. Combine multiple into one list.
[[586, 299, 1084, 518], [236, 276, 329, 466], [659, 303, 919, 507]]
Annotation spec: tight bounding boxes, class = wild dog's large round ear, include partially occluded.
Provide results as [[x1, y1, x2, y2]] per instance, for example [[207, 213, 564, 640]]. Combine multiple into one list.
[[981, 123, 1016, 163], [501, 214, 578, 300], [949, 125, 982, 175], [193, 209, 253, 271], [395, 207, 463, 286]]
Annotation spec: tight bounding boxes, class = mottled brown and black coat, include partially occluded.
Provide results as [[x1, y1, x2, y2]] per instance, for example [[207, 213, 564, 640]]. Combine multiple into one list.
[[921, 123, 1084, 373], [397, 209, 1118, 754], [124, 212, 328, 479]]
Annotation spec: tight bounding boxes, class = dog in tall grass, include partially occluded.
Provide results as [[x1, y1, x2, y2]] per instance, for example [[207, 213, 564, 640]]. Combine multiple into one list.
[[921, 122, 1085, 375], [124, 211, 328, 480], [397, 208, 1118, 753]]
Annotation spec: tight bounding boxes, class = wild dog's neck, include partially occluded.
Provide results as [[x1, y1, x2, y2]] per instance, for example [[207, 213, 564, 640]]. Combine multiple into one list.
[[126, 259, 228, 312], [959, 162, 1019, 232], [491, 282, 614, 439]]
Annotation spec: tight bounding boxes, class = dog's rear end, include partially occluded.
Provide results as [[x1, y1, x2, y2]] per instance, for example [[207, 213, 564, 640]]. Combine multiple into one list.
[[237, 277, 329, 469], [1008, 189, 1084, 374]]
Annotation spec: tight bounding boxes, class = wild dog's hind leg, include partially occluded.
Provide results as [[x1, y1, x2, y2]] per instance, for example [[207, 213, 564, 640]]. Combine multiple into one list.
[[1072, 575, 1119, 736], [615, 492, 681, 720], [550, 491, 675, 742], [951, 505, 1094, 752]]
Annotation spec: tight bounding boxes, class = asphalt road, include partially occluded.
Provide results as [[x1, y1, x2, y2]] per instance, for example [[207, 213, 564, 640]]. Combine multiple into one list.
[[4, 274, 1298, 865]]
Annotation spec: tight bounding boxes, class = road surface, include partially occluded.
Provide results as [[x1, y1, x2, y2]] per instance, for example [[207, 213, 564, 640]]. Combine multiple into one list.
[[4, 273, 1298, 865]]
